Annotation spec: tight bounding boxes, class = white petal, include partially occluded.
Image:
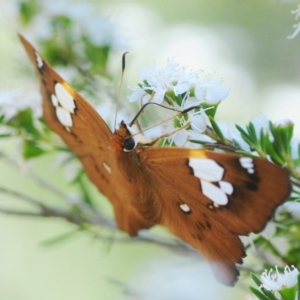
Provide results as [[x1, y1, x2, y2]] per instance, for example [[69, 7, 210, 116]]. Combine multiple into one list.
[[153, 88, 166, 104], [194, 79, 230, 104], [128, 88, 145, 103], [283, 202, 300, 220], [173, 130, 188, 147], [261, 222, 276, 239], [206, 84, 230, 104], [164, 62, 177, 77], [174, 82, 189, 95], [190, 113, 206, 133], [284, 266, 299, 287]]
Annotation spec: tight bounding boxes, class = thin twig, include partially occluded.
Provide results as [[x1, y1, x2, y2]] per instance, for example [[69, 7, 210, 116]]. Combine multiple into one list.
[[0, 150, 68, 200], [0, 185, 47, 208], [28, 171, 68, 200]]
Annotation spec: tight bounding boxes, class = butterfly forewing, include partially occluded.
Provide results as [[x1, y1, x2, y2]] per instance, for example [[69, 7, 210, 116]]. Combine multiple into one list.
[[19, 35, 153, 234], [20, 35, 291, 286]]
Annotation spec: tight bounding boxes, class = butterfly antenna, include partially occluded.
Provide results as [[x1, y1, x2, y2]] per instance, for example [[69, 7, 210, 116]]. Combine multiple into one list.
[[128, 102, 199, 127], [128, 103, 201, 141], [114, 52, 129, 131]]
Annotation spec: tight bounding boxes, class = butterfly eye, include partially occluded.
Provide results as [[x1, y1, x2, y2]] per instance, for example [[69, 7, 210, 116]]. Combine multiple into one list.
[[123, 137, 136, 152]]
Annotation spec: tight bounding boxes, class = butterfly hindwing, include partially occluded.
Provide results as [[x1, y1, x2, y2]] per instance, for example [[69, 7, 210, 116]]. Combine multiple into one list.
[[134, 147, 290, 284]]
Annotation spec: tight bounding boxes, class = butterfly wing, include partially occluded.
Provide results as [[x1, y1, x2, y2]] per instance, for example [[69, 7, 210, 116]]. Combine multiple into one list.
[[132, 147, 290, 284], [19, 35, 152, 234]]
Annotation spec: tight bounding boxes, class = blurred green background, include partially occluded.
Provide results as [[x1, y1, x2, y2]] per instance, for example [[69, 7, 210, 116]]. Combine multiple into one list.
[[0, 0, 299, 299]]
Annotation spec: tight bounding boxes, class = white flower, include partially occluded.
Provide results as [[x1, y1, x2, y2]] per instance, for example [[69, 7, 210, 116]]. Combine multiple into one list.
[[261, 265, 299, 291], [129, 61, 201, 104], [260, 222, 277, 239], [287, 5, 300, 39], [0, 89, 42, 120], [274, 118, 294, 127], [128, 86, 151, 103], [24, 2, 127, 49], [167, 109, 207, 146], [282, 201, 300, 220], [195, 77, 230, 105], [217, 121, 250, 151]]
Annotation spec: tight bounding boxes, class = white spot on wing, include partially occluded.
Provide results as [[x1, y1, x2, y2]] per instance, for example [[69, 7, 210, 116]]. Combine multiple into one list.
[[201, 180, 228, 205], [103, 163, 112, 174], [179, 204, 190, 213], [55, 83, 76, 113], [35, 52, 43, 68], [51, 94, 59, 107], [189, 158, 224, 181], [240, 157, 255, 174], [219, 181, 233, 195], [55, 106, 73, 127]]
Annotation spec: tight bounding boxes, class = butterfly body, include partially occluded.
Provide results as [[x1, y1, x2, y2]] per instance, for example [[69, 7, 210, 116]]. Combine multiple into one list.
[[19, 35, 291, 285]]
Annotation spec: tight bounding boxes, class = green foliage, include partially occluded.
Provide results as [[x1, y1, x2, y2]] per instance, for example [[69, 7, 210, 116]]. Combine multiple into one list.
[[19, 0, 38, 24]]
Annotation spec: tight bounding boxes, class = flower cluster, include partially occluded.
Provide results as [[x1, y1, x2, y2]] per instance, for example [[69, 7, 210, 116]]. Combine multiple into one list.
[[261, 266, 299, 291], [248, 266, 300, 300], [0, 89, 42, 121], [128, 61, 230, 146], [22, 2, 126, 49]]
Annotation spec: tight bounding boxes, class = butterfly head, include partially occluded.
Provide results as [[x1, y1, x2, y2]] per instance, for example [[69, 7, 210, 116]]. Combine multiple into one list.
[[112, 121, 137, 153]]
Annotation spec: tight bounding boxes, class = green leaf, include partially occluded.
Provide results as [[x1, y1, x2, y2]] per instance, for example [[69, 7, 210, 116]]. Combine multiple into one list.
[[209, 116, 226, 143], [235, 125, 254, 146], [232, 138, 242, 148], [247, 122, 258, 143], [261, 288, 278, 300], [235, 124, 248, 137], [83, 37, 110, 75], [54, 145, 72, 152], [235, 150, 258, 158], [23, 139, 45, 159], [251, 272, 262, 287], [8, 109, 40, 137], [19, 0, 39, 24], [278, 285, 297, 300], [202, 103, 218, 118], [249, 286, 269, 300], [260, 128, 266, 153]]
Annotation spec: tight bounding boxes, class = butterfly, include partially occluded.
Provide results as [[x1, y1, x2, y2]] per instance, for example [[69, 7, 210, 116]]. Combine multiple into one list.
[[19, 34, 290, 285]]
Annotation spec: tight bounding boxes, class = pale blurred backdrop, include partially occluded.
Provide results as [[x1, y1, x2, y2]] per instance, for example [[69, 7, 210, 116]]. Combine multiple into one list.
[[0, 0, 299, 299]]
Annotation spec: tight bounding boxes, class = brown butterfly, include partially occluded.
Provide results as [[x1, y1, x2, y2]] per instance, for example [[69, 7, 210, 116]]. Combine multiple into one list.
[[19, 34, 290, 285]]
